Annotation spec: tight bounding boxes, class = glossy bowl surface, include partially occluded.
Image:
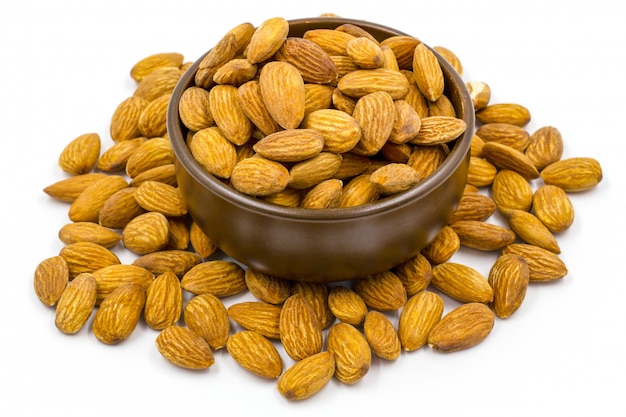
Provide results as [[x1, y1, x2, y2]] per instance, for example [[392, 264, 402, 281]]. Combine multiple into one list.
[[167, 17, 474, 282]]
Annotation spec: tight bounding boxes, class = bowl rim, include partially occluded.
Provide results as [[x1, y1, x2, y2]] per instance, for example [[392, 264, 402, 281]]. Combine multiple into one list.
[[167, 17, 474, 221]]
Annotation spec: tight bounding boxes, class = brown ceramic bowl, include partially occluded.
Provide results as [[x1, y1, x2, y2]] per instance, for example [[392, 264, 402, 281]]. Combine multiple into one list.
[[167, 17, 474, 282]]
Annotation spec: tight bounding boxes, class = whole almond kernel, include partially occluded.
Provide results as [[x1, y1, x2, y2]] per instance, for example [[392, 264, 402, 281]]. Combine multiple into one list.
[[122, 211, 170, 255], [525, 126, 563, 170], [327, 286, 368, 326], [363, 310, 402, 360], [43, 173, 108, 203], [144, 271, 183, 330], [431, 262, 494, 304], [304, 84, 334, 116], [92, 264, 154, 304], [475, 122, 531, 152], [369, 163, 422, 195], [448, 192, 497, 224], [110, 97, 149, 142], [449, 220, 516, 251], [346, 36, 384, 69], [411, 116, 467, 145], [125, 137, 174, 178], [351, 90, 396, 155], [178, 86, 214, 132], [92, 283, 146, 345], [433, 45, 463, 75], [277, 351, 335, 401], [481, 141, 540, 180], [303, 28, 356, 55], [195, 31, 239, 89], [130, 52, 184, 82], [489, 254, 529, 319], [58, 133, 101, 175], [244, 268, 291, 305], [97, 137, 146, 172], [379, 35, 421, 70], [412, 43, 445, 102], [59, 241, 120, 279], [167, 216, 190, 250], [428, 302, 495, 353], [427, 93, 457, 118], [189, 221, 218, 259], [421, 225, 460, 265], [326, 322, 371, 384], [226, 331, 283, 379], [231, 156, 290, 197], [209, 84, 253, 146], [58, 222, 121, 248], [300, 178, 343, 209], [228, 301, 282, 339], [475, 103, 531, 127], [406, 145, 448, 180], [506, 210, 561, 254], [98, 187, 145, 229], [540, 157, 603, 192], [259, 61, 306, 130], [353, 270, 407, 311], [467, 157, 497, 187], [68, 175, 128, 223], [264, 187, 302, 207], [302, 109, 362, 154], [533, 185, 575, 233], [291, 281, 334, 329], [155, 325, 215, 370], [133, 67, 182, 102], [398, 291, 444, 351], [34, 255, 69, 307], [237, 80, 282, 136], [381, 142, 413, 163], [279, 293, 323, 361], [212, 58, 257, 86], [336, 23, 380, 44], [181, 260, 247, 297], [337, 68, 410, 99], [502, 243, 568, 282], [253, 129, 324, 162], [129, 163, 177, 187], [188, 127, 237, 179], [389, 99, 422, 144], [275, 36, 339, 84], [133, 249, 202, 278], [134, 181, 187, 217], [288, 152, 343, 190], [245, 17, 289, 64], [392, 253, 433, 297], [138, 93, 170, 138], [54, 272, 97, 334], [184, 293, 230, 350], [491, 169, 533, 215]]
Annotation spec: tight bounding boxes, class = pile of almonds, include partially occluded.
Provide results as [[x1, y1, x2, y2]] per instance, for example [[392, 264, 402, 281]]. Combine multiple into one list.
[[34, 16, 603, 401]]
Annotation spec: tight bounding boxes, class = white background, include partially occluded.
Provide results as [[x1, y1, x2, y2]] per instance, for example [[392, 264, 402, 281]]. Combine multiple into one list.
[[2, 0, 625, 416]]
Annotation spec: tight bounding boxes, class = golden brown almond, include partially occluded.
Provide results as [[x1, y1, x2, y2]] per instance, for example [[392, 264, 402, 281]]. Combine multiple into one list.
[[398, 291, 444, 351], [427, 302, 495, 352], [110, 97, 149, 143], [333, 152, 371, 180], [68, 175, 128, 223], [380, 45, 400, 71], [351, 90, 395, 155], [58, 133, 101, 175], [144, 271, 183, 330], [481, 141, 540, 180], [279, 293, 323, 361], [58, 222, 121, 248], [34, 255, 69, 307], [259, 61, 306, 130], [532, 184, 575, 233], [91, 264, 154, 304], [125, 137, 174, 178], [369, 163, 421, 195], [228, 301, 282, 339], [181, 260, 247, 297], [264, 187, 303, 207], [54, 272, 97, 334], [346, 36, 384, 69], [277, 351, 335, 401], [326, 322, 371, 384], [244, 268, 291, 305], [138, 93, 170, 138], [335, 23, 380, 44], [237, 80, 282, 136], [433, 45, 463, 75], [128, 163, 177, 187], [188, 127, 237, 179], [475, 103, 531, 126], [59, 241, 120, 279], [389, 99, 421, 144], [291, 281, 334, 329], [431, 262, 494, 303], [275, 36, 339, 84], [502, 243, 568, 282], [184, 293, 230, 350], [134, 181, 187, 217], [412, 43, 445, 102], [465, 80, 491, 111], [421, 225, 460, 265], [353, 270, 407, 311], [406, 144, 448, 180], [331, 87, 357, 115], [475, 123, 531, 152], [489, 254, 529, 319], [155, 325, 215, 369], [411, 116, 466, 145], [379, 35, 421, 70], [448, 192, 497, 223], [122, 211, 170, 255], [302, 109, 362, 153], [327, 286, 368, 326], [209, 84, 254, 146], [380, 142, 413, 163], [226, 330, 283, 379], [130, 52, 184, 82], [541, 157, 603, 192], [288, 152, 343, 190], [299, 179, 342, 209], [525, 126, 564, 170], [245, 17, 289, 64], [253, 129, 325, 162], [133, 67, 182, 102], [339, 173, 380, 208], [166, 216, 190, 250], [97, 137, 146, 172], [213, 58, 257, 86], [471, 134, 485, 157], [92, 283, 146, 345], [363, 310, 401, 360], [230, 156, 290, 196], [337, 68, 410, 99], [304, 84, 334, 116], [506, 210, 561, 254], [133, 249, 202, 278], [178, 86, 214, 132], [43, 172, 108, 203], [449, 220, 516, 251], [491, 169, 533, 215], [302, 28, 355, 55], [392, 253, 433, 296], [98, 187, 146, 229], [427, 94, 457, 118], [189, 221, 218, 259], [466, 157, 497, 187]]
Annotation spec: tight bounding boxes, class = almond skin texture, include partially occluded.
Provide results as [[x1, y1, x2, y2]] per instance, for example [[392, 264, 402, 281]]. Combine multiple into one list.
[[525, 126, 563, 170], [188, 127, 237, 179], [244, 268, 291, 305], [275, 36, 338, 84], [209, 84, 253, 146], [54, 273, 97, 334], [328, 286, 368, 326], [230, 156, 290, 197], [226, 331, 283, 379], [450, 220, 516, 251], [92, 264, 154, 305], [533, 184, 575, 232], [338, 68, 410, 99], [363, 310, 402, 360], [431, 262, 494, 304], [421, 226, 460, 265], [155, 325, 215, 370], [133, 250, 202, 278], [68, 175, 128, 223], [134, 181, 187, 217], [503, 243, 568, 282], [398, 291, 444, 351], [58, 133, 101, 175], [184, 293, 230, 350], [412, 116, 467, 145], [227, 301, 282, 339], [122, 211, 170, 255], [326, 322, 371, 384], [246, 17, 289, 64], [144, 271, 183, 330], [475, 103, 531, 126], [354, 270, 407, 311], [393, 253, 433, 297], [506, 210, 560, 254], [98, 187, 146, 229], [259, 61, 306, 130], [59, 242, 120, 279], [277, 351, 335, 401], [540, 157, 603, 192], [351, 91, 396, 156], [58, 222, 121, 248], [291, 281, 334, 330], [181, 260, 247, 297], [428, 303, 496, 352], [92, 283, 146, 345], [253, 129, 324, 162], [110, 97, 149, 142], [279, 293, 323, 361], [491, 169, 533, 215], [302, 109, 361, 153], [34, 256, 69, 307], [130, 52, 184, 82], [489, 254, 529, 319], [43, 173, 108, 203], [412, 43, 445, 101]]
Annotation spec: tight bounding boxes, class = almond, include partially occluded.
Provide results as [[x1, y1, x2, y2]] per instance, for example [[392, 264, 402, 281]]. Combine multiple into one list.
[[128, 163, 177, 187], [188, 127, 237, 179], [502, 243, 568, 282], [58, 222, 121, 248], [184, 293, 230, 350], [431, 262, 494, 303], [43, 173, 107, 203], [301, 109, 361, 153], [230, 156, 290, 196], [212, 58, 257, 86], [138, 93, 170, 138], [134, 181, 187, 217], [406, 144, 448, 180], [449, 220, 516, 251], [109, 97, 149, 142], [209, 84, 253, 146], [253, 129, 325, 162], [326, 322, 371, 384], [33, 255, 69, 306], [237, 80, 282, 136], [448, 192, 497, 223], [392, 253, 433, 296], [97, 137, 146, 172], [389, 99, 422, 144], [244, 268, 291, 305], [226, 331, 283, 379], [346, 36, 384, 69], [279, 293, 323, 361], [398, 291, 444, 351], [351, 91, 395, 155], [327, 286, 368, 326], [58, 133, 101, 175], [466, 157, 498, 187], [540, 157, 603, 192], [481, 141, 540, 180], [91, 264, 154, 304], [189, 221, 219, 259], [506, 209, 560, 254], [475, 123, 530, 152], [421, 225, 461, 265], [491, 169, 533, 215], [144, 271, 183, 330], [54, 272, 97, 334], [379, 35, 422, 69], [465, 80, 491, 110], [125, 137, 174, 178], [412, 116, 467, 145], [525, 126, 563, 170], [475, 103, 531, 126], [68, 175, 128, 223], [245, 17, 289, 64], [275, 36, 339, 83], [412, 43, 445, 102], [337, 68, 410, 99], [304, 84, 334, 116], [291, 281, 334, 329], [59, 241, 120, 279], [353, 270, 407, 311], [259, 61, 306, 130], [427, 302, 495, 352], [122, 211, 170, 255], [98, 187, 146, 229], [363, 310, 401, 360], [130, 52, 184, 82], [155, 325, 215, 369], [181, 260, 247, 297], [369, 163, 422, 195], [228, 301, 282, 339], [178, 86, 214, 132], [302, 28, 355, 55], [488, 254, 529, 319], [300, 178, 343, 209], [288, 152, 343, 190], [92, 283, 146, 345], [133, 249, 202, 278], [532, 184, 575, 233], [133, 67, 182, 102], [277, 351, 335, 401]]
